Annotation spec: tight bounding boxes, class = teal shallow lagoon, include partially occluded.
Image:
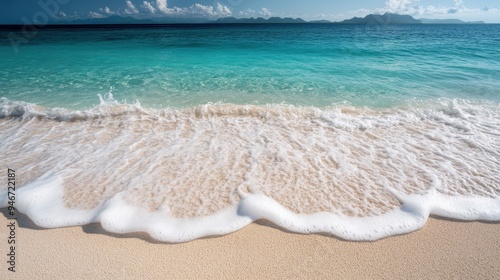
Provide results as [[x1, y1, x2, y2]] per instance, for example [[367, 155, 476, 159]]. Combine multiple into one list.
[[0, 24, 499, 242], [1, 24, 499, 108]]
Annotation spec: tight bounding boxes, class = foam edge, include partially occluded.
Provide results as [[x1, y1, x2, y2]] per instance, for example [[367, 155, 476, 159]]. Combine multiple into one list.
[[1, 174, 499, 243]]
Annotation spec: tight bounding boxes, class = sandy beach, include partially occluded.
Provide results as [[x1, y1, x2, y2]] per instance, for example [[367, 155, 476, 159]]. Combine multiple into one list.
[[1, 213, 499, 280]]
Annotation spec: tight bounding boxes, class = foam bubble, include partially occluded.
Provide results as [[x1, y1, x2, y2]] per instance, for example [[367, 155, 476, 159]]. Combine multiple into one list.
[[1, 98, 499, 242]]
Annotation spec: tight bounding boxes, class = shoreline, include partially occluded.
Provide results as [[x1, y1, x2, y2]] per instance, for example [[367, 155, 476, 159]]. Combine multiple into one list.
[[1, 213, 499, 279]]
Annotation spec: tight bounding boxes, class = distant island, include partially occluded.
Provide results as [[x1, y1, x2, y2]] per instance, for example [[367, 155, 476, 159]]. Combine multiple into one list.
[[419, 18, 485, 24], [338, 13, 422, 24], [215, 17, 306, 24], [0, 13, 486, 26], [214, 13, 421, 24]]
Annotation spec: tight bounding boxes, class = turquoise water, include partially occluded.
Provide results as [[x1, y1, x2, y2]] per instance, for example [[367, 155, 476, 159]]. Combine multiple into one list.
[[1, 24, 499, 108], [1, 24, 499, 242]]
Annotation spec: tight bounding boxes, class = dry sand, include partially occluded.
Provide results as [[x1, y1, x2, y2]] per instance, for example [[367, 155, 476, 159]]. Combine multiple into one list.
[[1, 213, 499, 280]]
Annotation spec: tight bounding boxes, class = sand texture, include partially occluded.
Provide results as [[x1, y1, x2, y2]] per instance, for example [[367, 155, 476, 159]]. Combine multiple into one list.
[[1, 213, 499, 280]]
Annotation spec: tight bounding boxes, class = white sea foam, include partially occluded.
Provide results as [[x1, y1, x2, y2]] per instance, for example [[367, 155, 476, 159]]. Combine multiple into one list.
[[0, 97, 499, 242]]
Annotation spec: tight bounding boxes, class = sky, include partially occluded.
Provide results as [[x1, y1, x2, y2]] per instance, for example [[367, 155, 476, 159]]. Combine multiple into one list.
[[1, 0, 499, 24]]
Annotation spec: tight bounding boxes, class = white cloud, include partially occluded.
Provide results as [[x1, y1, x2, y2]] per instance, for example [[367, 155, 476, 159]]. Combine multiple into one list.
[[141, 1, 156, 14], [416, 0, 499, 19], [454, 0, 464, 9], [424, 5, 448, 15], [378, 0, 500, 18], [238, 9, 256, 17], [259, 8, 273, 17], [342, 0, 500, 22], [382, 0, 423, 15], [88, 11, 105, 19], [51, 10, 70, 20], [99, 7, 114, 15], [87, 0, 232, 19], [152, 1, 232, 18], [191, 4, 217, 17], [216, 3, 232, 17], [155, 0, 170, 14], [448, 0, 465, 14], [184, 3, 231, 17], [377, 0, 470, 16], [125, 1, 139, 14], [237, 8, 272, 18]]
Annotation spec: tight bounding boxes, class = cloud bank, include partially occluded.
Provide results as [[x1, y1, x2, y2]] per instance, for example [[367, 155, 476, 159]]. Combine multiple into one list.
[[87, 0, 233, 19], [379, 0, 498, 19]]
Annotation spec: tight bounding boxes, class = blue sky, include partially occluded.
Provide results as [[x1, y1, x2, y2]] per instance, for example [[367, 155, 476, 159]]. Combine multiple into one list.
[[2, 0, 499, 23]]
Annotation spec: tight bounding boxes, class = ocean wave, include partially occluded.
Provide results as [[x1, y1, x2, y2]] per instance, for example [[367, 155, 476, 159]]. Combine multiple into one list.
[[1, 96, 499, 242]]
